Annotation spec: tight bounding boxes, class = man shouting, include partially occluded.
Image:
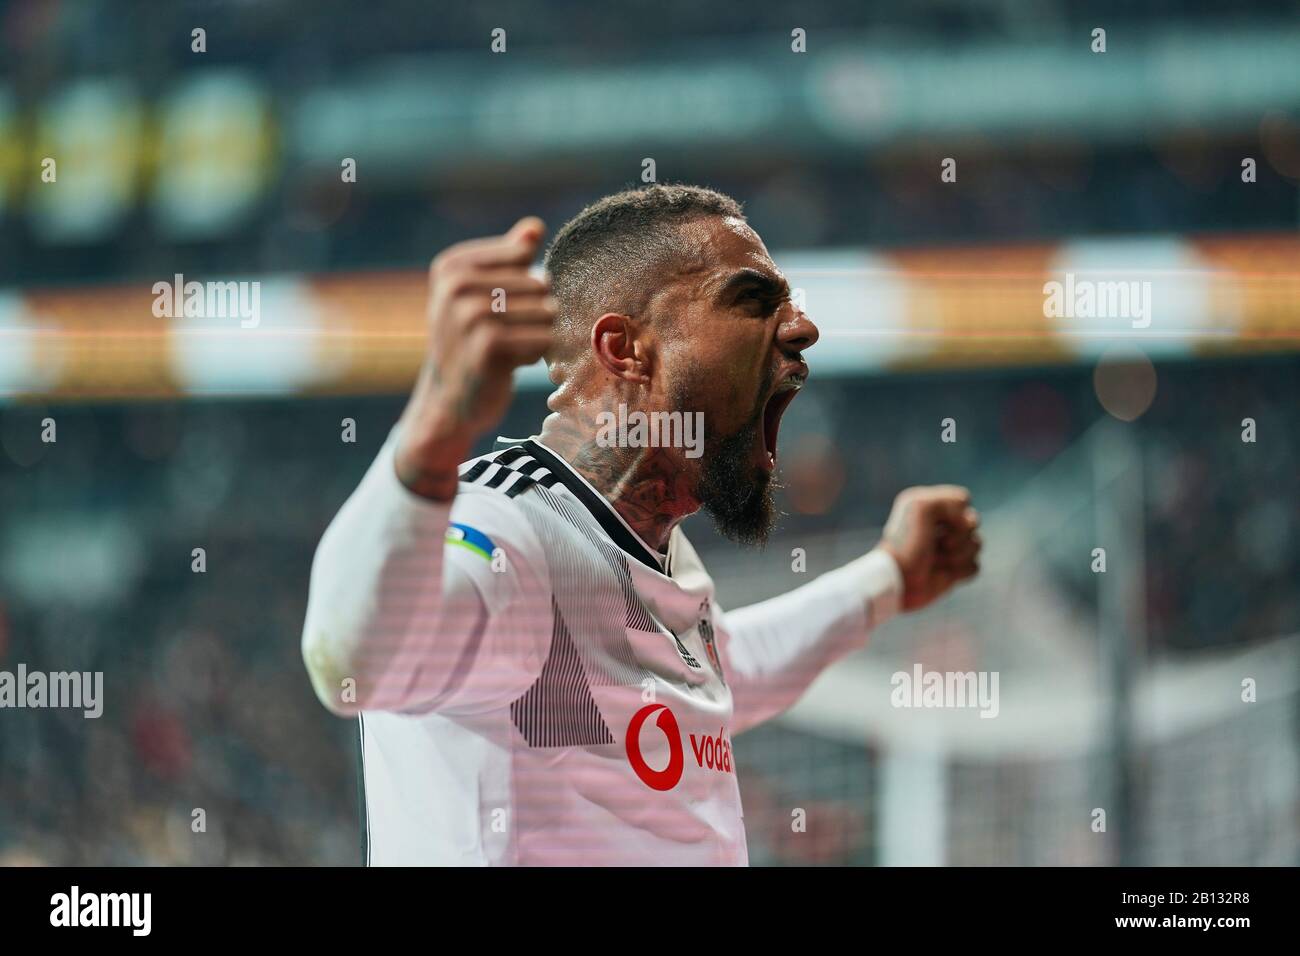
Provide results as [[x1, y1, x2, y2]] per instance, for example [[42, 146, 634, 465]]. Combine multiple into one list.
[[301, 184, 981, 865]]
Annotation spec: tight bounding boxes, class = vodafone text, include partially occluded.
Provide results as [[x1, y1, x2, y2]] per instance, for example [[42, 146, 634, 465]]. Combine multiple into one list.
[[626, 703, 734, 790], [689, 727, 734, 774]]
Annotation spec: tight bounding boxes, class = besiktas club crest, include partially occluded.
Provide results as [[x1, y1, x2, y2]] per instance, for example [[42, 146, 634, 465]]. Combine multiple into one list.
[[698, 601, 723, 681]]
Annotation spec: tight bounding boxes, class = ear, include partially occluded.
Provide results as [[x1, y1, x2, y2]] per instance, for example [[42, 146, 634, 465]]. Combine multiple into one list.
[[591, 313, 651, 383]]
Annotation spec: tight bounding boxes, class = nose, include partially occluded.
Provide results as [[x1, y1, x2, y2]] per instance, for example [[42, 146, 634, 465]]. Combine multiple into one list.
[[778, 304, 819, 354]]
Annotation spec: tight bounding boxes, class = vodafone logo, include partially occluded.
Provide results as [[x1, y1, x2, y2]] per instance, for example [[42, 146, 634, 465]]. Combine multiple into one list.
[[626, 704, 684, 791], [625, 703, 734, 791]]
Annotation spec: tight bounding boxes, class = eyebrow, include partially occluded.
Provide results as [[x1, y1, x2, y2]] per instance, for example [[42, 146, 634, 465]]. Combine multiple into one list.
[[716, 267, 791, 304]]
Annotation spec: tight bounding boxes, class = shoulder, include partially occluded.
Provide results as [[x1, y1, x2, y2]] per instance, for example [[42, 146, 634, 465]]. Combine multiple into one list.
[[448, 444, 571, 576], [457, 443, 563, 499]]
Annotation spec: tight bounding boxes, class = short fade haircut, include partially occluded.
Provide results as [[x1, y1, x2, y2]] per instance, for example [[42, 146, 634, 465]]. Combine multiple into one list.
[[543, 183, 744, 368]]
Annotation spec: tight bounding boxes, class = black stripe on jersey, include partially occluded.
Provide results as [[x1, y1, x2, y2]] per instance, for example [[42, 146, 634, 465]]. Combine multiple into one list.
[[516, 458, 547, 476], [594, 538, 661, 633], [485, 446, 561, 486], [515, 458, 556, 484], [510, 599, 615, 748], [458, 447, 546, 501], [503, 473, 536, 498], [356, 714, 371, 867], [493, 445, 529, 467], [532, 484, 661, 636], [461, 459, 492, 483]]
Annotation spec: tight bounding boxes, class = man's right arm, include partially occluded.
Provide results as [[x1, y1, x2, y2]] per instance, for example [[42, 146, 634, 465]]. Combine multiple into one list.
[[301, 217, 556, 716], [301, 432, 553, 716]]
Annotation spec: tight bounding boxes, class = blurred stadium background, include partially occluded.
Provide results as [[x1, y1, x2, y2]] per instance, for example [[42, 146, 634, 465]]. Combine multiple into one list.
[[1, 0, 1297, 865]]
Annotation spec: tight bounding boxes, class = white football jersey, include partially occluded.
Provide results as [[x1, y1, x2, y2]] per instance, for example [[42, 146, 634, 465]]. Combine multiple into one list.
[[302, 430, 902, 865]]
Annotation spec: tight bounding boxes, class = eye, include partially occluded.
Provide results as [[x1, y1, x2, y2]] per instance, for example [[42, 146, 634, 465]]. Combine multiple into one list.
[[740, 289, 778, 311]]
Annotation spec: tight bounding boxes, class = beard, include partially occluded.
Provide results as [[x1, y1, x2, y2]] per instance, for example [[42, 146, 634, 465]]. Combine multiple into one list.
[[682, 367, 779, 547]]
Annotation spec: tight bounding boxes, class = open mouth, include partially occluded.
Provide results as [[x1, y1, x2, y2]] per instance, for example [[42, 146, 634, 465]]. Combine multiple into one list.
[[760, 378, 803, 468]]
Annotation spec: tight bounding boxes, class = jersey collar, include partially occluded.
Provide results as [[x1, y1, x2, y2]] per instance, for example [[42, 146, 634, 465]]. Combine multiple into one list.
[[494, 435, 669, 573]]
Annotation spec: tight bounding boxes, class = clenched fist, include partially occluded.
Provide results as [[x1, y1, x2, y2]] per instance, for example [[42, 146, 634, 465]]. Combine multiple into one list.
[[395, 217, 555, 499], [877, 485, 981, 611]]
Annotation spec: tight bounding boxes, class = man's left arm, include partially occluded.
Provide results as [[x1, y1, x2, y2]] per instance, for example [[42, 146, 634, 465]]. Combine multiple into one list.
[[719, 485, 981, 735]]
